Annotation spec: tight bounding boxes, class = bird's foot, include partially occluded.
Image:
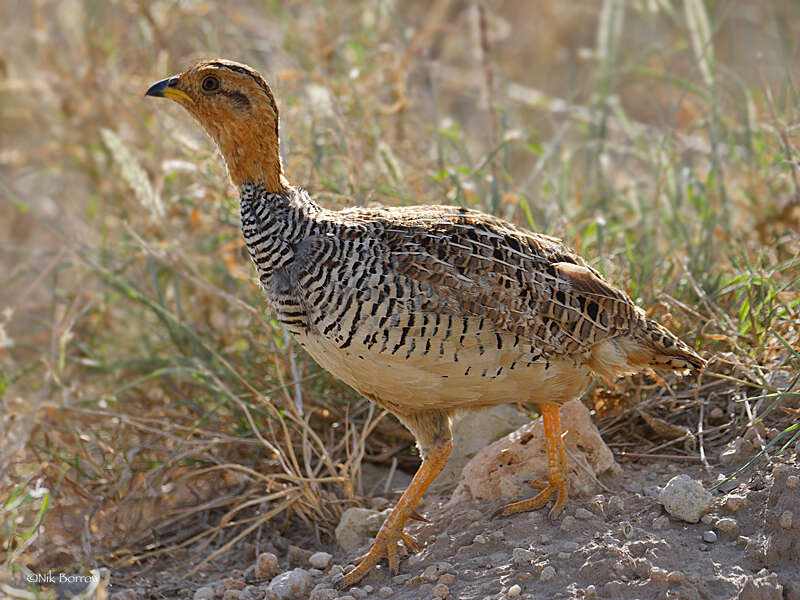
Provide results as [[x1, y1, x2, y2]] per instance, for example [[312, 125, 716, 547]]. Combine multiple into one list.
[[491, 477, 568, 520], [333, 524, 419, 591]]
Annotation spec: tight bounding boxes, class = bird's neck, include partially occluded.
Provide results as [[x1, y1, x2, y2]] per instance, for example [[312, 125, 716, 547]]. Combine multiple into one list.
[[211, 121, 289, 193]]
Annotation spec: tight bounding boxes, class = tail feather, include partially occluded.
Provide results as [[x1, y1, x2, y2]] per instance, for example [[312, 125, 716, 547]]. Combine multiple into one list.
[[637, 319, 706, 373], [588, 318, 705, 380]]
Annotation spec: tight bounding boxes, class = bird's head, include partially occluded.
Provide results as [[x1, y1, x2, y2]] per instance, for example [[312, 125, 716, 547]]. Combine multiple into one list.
[[146, 59, 289, 191]]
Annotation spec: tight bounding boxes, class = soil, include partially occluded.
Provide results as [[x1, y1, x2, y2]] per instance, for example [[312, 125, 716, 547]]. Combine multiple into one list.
[[102, 449, 799, 600]]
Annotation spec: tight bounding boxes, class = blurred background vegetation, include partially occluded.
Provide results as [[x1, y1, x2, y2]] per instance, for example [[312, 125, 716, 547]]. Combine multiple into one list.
[[1, 0, 798, 583]]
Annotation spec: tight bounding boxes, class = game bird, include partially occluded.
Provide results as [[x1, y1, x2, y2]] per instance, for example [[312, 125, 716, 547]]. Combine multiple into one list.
[[146, 59, 705, 589]]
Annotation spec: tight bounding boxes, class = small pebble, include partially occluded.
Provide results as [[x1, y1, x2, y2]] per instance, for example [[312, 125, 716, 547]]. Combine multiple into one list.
[[378, 587, 394, 598], [512, 548, 536, 565], [708, 407, 724, 422], [786, 475, 799, 489], [369, 496, 390, 510], [650, 567, 668, 583], [575, 508, 593, 520], [267, 569, 313, 599], [507, 584, 522, 597], [652, 516, 669, 530], [588, 496, 605, 516], [254, 553, 280, 580], [715, 517, 740, 537], [392, 574, 412, 585], [329, 565, 343, 578], [584, 584, 597, 597], [424, 565, 446, 582], [194, 588, 215, 600], [620, 521, 633, 538], [607, 496, 625, 518], [224, 578, 246, 591], [432, 583, 449, 598], [348, 587, 367, 599], [247, 587, 266, 600], [438, 573, 455, 585], [539, 565, 556, 582], [539, 534, 550, 545], [702, 531, 717, 543], [633, 558, 652, 578], [779, 510, 793, 530], [515, 572, 533, 583], [724, 494, 747, 513], [309, 551, 332, 570], [560, 516, 576, 531], [667, 571, 685, 584], [659, 475, 712, 523], [222, 591, 243, 600], [700, 514, 713, 525], [473, 534, 489, 544], [625, 480, 643, 494]]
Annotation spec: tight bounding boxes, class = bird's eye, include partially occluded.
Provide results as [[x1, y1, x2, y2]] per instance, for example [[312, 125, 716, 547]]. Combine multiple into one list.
[[201, 75, 220, 92]]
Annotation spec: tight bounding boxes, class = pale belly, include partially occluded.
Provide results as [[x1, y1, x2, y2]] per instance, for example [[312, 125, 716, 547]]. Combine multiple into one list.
[[293, 328, 594, 415]]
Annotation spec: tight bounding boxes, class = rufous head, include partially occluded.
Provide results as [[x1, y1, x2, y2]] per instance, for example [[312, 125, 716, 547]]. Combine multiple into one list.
[[146, 59, 289, 191]]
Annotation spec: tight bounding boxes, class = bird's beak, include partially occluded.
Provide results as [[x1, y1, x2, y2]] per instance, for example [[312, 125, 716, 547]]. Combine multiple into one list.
[[145, 76, 194, 105]]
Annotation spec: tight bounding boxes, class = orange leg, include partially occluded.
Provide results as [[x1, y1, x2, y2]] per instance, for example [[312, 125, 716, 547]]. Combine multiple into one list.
[[494, 403, 568, 520], [334, 435, 452, 590]]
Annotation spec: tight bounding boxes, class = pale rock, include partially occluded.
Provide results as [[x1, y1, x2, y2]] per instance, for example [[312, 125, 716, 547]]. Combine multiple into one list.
[[539, 565, 556, 582], [308, 552, 332, 570], [451, 400, 619, 507], [724, 494, 748, 513], [659, 475, 712, 523], [607, 496, 625, 518], [267, 569, 312, 600], [431, 583, 449, 598], [335, 507, 385, 552], [434, 405, 530, 489], [194, 588, 215, 600], [512, 547, 536, 565], [667, 571, 686, 584]]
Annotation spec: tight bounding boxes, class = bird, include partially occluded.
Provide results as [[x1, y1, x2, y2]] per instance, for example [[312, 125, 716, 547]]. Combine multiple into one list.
[[146, 59, 706, 589]]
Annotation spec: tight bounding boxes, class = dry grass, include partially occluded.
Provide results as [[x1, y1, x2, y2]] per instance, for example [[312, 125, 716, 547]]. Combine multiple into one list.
[[1, 0, 799, 585]]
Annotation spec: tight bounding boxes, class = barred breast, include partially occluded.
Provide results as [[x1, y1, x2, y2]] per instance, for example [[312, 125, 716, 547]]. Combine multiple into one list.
[[240, 187, 704, 414]]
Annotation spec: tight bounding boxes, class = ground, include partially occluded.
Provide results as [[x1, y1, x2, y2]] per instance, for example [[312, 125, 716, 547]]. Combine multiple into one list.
[[95, 449, 798, 600]]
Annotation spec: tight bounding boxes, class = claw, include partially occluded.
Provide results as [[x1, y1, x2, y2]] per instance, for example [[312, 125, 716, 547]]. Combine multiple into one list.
[[408, 509, 429, 523], [401, 531, 420, 553]]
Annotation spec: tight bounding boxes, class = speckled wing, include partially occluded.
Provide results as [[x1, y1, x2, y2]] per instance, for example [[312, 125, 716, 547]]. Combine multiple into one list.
[[379, 207, 646, 359]]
